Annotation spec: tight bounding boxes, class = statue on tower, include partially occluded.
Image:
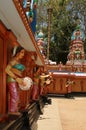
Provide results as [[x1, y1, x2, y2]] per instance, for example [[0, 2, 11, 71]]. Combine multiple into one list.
[[71, 24, 85, 41]]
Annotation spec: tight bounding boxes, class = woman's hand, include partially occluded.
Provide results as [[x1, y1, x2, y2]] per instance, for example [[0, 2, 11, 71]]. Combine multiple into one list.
[[16, 77, 27, 86], [16, 78, 23, 85], [16, 77, 23, 85]]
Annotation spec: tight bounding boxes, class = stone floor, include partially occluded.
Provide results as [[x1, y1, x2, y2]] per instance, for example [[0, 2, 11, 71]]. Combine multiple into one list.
[[58, 97, 86, 130], [37, 98, 62, 130], [37, 96, 86, 130]]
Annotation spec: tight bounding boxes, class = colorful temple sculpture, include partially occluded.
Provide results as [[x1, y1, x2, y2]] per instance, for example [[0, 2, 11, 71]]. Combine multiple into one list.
[[36, 30, 44, 54], [36, 30, 49, 63], [23, 0, 38, 33], [36, 31, 57, 65], [66, 24, 86, 72]]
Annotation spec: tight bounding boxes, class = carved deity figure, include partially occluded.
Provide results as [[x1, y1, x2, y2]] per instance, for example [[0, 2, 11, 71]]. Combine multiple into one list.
[[5, 46, 26, 114]]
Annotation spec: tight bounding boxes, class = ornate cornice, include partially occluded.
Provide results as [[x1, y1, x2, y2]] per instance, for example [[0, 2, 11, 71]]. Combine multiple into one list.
[[13, 0, 45, 65]]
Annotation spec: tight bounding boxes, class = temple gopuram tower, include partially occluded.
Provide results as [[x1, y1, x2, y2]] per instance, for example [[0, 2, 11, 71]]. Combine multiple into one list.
[[66, 24, 86, 72]]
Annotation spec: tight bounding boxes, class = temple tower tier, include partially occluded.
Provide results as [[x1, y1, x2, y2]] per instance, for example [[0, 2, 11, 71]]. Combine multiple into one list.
[[66, 24, 86, 72]]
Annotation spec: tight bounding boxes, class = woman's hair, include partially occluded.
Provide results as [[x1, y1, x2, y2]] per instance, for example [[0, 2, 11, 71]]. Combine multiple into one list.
[[12, 46, 24, 57]]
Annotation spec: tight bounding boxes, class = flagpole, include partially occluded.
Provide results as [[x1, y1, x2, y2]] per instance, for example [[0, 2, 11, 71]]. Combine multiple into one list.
[[47, 7, 52, 64]]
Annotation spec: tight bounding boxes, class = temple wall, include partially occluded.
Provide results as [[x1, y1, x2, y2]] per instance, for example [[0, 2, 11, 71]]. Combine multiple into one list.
[[47, 73, 86, 94], [0, 21, 41, 115]]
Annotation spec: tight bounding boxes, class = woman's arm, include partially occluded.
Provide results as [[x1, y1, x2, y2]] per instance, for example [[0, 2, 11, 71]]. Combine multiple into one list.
[[40, 74, 49, 78], [5, 64, 17, 79], [5, 60, 23, 85], [11, 68, 22, 77]]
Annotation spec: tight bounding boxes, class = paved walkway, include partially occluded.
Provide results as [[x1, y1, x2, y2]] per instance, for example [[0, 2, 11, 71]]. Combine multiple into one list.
[[58, 97, 86, 130], [37, 97, 86, 130], [37, 98, 62, 130]]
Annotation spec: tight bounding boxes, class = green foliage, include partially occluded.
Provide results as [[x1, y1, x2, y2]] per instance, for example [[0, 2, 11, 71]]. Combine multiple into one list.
[[49, 3, 76, 64]]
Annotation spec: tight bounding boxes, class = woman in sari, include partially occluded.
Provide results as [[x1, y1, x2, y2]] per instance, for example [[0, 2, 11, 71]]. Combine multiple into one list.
[[5, 46, 26, 114]]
